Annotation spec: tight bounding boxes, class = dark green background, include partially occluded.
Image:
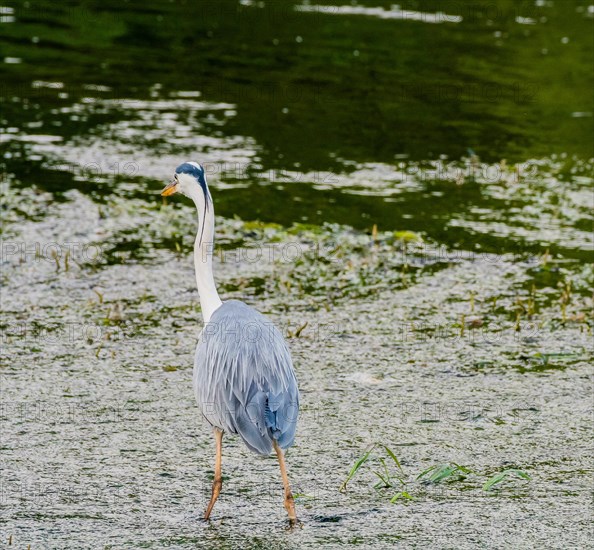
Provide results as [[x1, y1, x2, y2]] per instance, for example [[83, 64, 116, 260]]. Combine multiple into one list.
[[1, 0, 592, 252]]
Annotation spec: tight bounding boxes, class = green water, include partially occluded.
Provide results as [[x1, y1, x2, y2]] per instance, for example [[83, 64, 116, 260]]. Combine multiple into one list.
[[1, 1, 593, 219]]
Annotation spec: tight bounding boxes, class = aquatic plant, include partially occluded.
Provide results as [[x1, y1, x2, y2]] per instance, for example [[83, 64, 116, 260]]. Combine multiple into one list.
[[483, 469, 531, 491], [340, 445, 532, 503], [416, 463, 473, 484]]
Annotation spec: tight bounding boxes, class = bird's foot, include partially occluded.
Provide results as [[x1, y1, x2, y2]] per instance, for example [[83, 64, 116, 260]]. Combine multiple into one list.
[[285, 517, 303, 532], [284, 492, 297, 523], [203, 479, 223, 520]]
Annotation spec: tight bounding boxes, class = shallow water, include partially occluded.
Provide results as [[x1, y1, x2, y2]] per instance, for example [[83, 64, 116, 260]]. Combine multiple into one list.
[[1, 1, 593, 548]]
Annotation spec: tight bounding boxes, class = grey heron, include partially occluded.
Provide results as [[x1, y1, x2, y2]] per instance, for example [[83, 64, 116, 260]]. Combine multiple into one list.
[[161, 162, 299, 523]]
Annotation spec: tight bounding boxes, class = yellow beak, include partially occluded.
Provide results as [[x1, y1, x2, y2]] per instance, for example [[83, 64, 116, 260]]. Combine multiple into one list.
[[161, 181, 178, 196]]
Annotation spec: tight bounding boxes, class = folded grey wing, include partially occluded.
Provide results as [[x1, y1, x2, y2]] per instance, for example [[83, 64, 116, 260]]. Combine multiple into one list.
[[193, 301, 299, 455]]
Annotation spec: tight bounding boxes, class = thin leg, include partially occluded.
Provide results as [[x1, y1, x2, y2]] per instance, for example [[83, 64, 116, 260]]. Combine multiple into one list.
[[273, 440, 297, 523], [204, 429, 223, 520]]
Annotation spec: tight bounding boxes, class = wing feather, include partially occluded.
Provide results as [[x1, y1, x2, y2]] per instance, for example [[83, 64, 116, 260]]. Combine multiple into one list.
[[194, 300, 299, 455]]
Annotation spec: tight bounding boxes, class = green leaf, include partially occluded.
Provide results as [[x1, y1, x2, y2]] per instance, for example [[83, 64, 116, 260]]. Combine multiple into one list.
[[339, 445, 375, 492], [394, 230, 422, 242], [416, 465, 438, 480], [483, 472, 507, 491], [383, 445, 404, 473], [452, 463, 474, 474], [483, 469, 531, 491], [372, 469, 391, 488], [429, 465, 457, 483], [390, 491, 415, 503], [418, 463, 471, 484]]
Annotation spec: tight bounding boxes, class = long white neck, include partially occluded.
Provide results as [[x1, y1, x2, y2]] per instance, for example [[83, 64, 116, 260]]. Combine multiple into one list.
[[188, 187, 222, 323]]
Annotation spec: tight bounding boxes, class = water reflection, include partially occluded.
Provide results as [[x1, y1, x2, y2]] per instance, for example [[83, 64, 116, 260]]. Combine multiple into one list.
[[0, 0, 592, 254], [294, 4, 463, 24]]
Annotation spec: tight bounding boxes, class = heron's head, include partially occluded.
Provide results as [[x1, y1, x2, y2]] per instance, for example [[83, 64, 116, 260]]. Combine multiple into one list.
[[161, 162, 211, 205]]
